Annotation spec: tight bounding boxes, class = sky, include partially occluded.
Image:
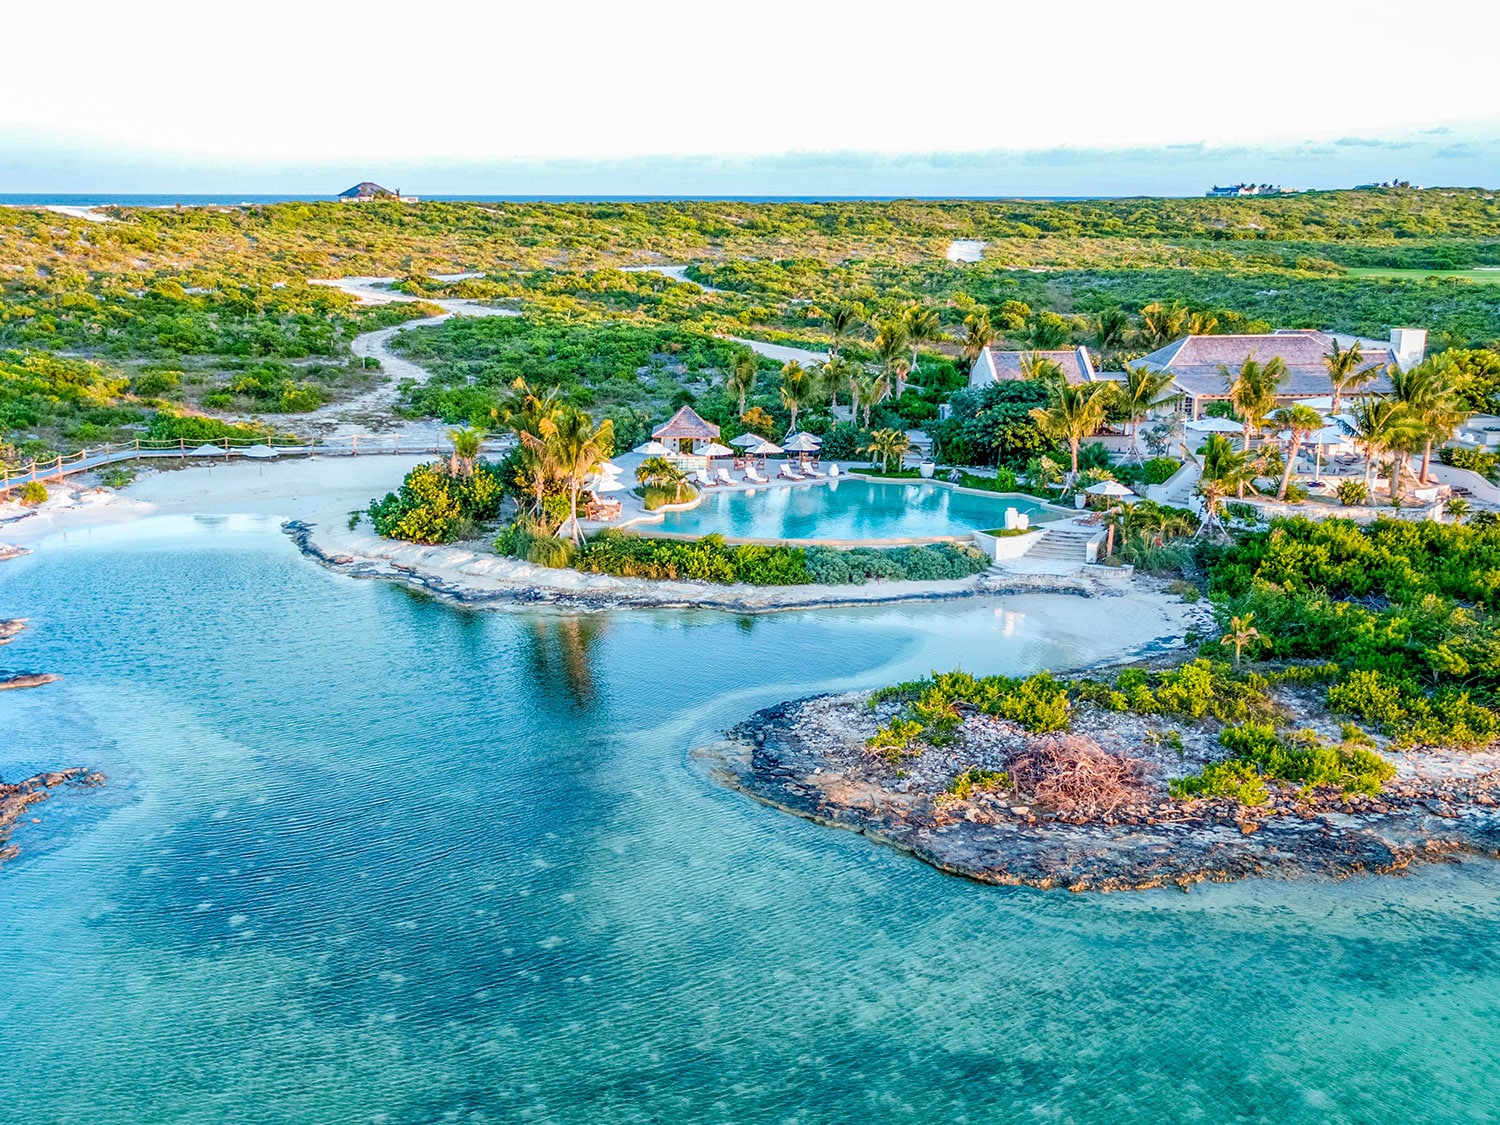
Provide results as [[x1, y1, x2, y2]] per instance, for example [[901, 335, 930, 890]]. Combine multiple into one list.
[[4, 0, 1498, 196]]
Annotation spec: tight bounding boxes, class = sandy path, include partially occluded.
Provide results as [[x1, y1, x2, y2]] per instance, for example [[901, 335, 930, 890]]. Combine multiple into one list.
[[727, 336, 829, 366], [620, 264, 724, 293], [303, 276, 519, 435]]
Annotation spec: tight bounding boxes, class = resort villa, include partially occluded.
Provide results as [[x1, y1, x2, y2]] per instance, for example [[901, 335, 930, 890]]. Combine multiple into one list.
[[1135, 328, 1426, 418], [968, 346, 1113, 389], [336, 182, 419, 203]]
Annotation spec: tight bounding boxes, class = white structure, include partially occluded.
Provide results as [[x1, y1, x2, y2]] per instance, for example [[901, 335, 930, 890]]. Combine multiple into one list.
[[1390, 328, 1428, 370], [968, 346, 1112, 390]]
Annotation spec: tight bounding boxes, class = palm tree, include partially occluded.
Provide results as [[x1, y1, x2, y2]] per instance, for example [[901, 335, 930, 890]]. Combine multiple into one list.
[[821, 355, 854, 411], [1446, 496, 1472, 523], [1139, 301, 1190, 350], [852, 370, 887, 427], [1195, 434, 1258, 536], [539, 408, 614, 545], [506, 379, 565, 519], [1345, 398, 1421, 501], [447, 426, 486, 478], [726, 350, 758, 416], [961, 310, 993, 368], [826, 301, 862, 358], [1220, 613, 1265, 671], [873, 317, 910, 400], [1323, 340, 1371, 414], [1226, 356, 1288, 452], [1120, 365, 1181, 459], [1020, 352, 1066, 384], [1091, 307, 1131, 353], [1268, 403, 1323, 500], [862, 428, 911, 472], [779, 361, 812, 436], [1391, 357, 1465, 483], [1186, 309, 1219, 336], [1028, 381, 1116, 480], [902, 304, 941, 391], [635, 455, 690, 501]]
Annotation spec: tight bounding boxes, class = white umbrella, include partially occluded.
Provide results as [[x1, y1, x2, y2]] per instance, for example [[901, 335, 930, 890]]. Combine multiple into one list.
[[783, 432, 822, 452], [596, 460, 625, 476], [242, 444, 279, 459], [1278, 426, 1350, 447], [188, 443, 226, 456], [1185, 416, 1242, 433], [730, 433, 766, 448], [1084, 480, 1135, 497], [589, 475, 628, 493], [749, 439, 784, 456], [634, 440, 670, 456], [698, 442, 735, 458]]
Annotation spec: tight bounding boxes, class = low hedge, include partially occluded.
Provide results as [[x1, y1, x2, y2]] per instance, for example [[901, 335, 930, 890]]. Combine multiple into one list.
[[511, 530, 992, 587]]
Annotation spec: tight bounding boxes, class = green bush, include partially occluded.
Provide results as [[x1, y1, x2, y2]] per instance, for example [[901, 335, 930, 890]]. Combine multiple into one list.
[[526, 536, 577, 568], [368, 461, 503, 544], [1335, 478, 1369, 506], [945, 767, 1011, 801], [1441, 445, 1500, 483], [17, 480, 47, 506]]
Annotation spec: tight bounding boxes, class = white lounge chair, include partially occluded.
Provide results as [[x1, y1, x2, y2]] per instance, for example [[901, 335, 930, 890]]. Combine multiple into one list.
[[692, 469, 714, 488], [744, 465, 769, 484], [803, 463, 826, 479], [716, 468, 735, 487], [779, 464, 804, 481]]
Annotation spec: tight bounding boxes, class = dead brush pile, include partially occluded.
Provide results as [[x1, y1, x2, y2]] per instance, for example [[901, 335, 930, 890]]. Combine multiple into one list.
[[1008, 734, 1153, 818]]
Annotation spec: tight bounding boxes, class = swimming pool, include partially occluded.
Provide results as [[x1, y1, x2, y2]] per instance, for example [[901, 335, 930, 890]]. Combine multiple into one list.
[[647, 479, 1066, 542]]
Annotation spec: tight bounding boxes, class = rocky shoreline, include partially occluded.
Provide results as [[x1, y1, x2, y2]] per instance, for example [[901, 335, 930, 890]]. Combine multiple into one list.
[[697, 692, 1500, 892], [0, 768, 105, 866], [284, 519, 1133, 614]]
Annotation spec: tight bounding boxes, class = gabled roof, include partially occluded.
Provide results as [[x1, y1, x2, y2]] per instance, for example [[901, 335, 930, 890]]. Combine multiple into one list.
[[652, 405, 721, 440], [1138, 331, 1396, 400], [969, 346, 1109, 388], [339, 181, 393, 198]]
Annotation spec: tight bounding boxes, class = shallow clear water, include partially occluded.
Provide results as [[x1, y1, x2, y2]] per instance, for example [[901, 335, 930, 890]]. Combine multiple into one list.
[[652, 479, 1062, 541], [2, 517, 1500, 1123]]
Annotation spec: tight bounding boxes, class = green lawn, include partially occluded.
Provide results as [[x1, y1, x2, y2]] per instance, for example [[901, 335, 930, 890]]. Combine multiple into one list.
[[1344, 267, 1500, 285]]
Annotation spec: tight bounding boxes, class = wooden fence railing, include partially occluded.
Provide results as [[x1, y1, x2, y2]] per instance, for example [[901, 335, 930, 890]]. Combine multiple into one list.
[[0, 435, 514, 494]]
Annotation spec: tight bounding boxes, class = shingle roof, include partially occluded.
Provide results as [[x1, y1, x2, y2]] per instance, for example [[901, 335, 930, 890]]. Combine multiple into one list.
[[1139, 331, 1395, 399], [652, 405, 721, 440], [969, 346, 1108, 387], [339, 181, 392, 198]]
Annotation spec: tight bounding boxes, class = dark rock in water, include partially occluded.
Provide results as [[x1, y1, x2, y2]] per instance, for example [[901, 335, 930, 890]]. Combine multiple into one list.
[[0, 768, 104, 866], [0, 673, 61, 691], [696, 692, 1500, 893]]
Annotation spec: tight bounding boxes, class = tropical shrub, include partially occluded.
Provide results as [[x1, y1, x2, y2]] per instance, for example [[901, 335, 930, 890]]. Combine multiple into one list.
[[17, 480, 47, 506], [1335, 478, 1369, 506], [368, 461, 503, 544]]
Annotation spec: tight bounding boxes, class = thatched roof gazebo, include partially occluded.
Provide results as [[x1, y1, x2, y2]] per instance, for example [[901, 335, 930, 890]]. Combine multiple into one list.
[[652, 406, 720, 456]]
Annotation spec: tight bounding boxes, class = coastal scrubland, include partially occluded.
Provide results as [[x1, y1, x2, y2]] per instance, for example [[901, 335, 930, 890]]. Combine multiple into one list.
[[4, 190, 1500, 469]]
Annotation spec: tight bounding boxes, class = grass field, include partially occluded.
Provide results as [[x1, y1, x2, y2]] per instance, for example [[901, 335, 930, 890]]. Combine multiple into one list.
[[1345, 267, 1500, 284]]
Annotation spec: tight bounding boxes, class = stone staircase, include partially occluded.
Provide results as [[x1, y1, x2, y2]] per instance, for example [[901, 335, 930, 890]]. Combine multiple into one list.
[[988, 524, 1099, 575]]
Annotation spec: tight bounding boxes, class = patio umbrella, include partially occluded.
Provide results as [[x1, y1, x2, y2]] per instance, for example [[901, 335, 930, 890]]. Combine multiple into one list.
[[698, 442, 734, 458], [730, 433, 767, 448], [595, 461, 625, 477], [782, 433, 822, 452], [1185, 416, 1242, 433], [634, 440, 670, 456], [188, 443, 226, 457], [1084, 480, 1135, 497], [748, 439, 784, 457], [242, 444, 279, 459], [588, 475, 628, 493]]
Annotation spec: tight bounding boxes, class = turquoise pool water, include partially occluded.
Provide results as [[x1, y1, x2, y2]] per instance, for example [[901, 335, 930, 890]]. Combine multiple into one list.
[[650, 478, 1063, 540], [3, 518, 1500, 1123]]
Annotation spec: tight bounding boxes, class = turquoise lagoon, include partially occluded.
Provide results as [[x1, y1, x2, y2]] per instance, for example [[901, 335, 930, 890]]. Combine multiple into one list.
[[2, 516, 1499, 1123], [649, 478, 1063, 541]]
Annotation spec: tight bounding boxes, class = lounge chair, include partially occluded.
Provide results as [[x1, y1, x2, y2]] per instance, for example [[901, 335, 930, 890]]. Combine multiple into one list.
[[716, 468, 736, 487], [692, 469, 714, 489], [744, 465, 769, 484], [803, 463, 826, 479], [779, 464, 804, 481]]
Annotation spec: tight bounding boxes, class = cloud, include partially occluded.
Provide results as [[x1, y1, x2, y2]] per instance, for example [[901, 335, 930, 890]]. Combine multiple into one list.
[[1435, 144, 1481, 159], [1422, 125, 1454, 135]]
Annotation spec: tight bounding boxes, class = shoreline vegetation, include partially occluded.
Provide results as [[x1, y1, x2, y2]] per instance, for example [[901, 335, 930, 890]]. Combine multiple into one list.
[[698, 515, 1500, 890]]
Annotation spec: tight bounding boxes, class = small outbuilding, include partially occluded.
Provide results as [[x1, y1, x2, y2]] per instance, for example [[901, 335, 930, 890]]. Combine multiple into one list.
[[652, 405, 721, 456]]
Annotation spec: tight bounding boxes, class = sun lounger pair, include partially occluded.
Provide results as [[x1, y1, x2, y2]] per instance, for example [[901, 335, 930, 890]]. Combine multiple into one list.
[[692, 469, 714, 488], [716, 468, 735, 486]]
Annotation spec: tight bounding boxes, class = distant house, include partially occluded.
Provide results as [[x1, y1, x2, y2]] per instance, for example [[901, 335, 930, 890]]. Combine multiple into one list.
[[1136, 328, 1425, 417], [1206, 183, 1297, 197], [967, 346, 1113, 390], [337, 182, 418, 203]]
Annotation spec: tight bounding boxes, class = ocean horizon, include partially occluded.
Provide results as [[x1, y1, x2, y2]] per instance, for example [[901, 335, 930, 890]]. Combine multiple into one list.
[[1, 192, 1140, 207]]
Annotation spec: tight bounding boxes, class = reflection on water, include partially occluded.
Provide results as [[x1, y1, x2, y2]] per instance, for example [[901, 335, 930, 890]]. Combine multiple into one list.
[[0, 519, 1498, 1124]]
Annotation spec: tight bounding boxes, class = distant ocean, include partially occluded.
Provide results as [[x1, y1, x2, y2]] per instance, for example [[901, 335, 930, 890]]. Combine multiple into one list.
[[0, 192, 1110, 207]]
